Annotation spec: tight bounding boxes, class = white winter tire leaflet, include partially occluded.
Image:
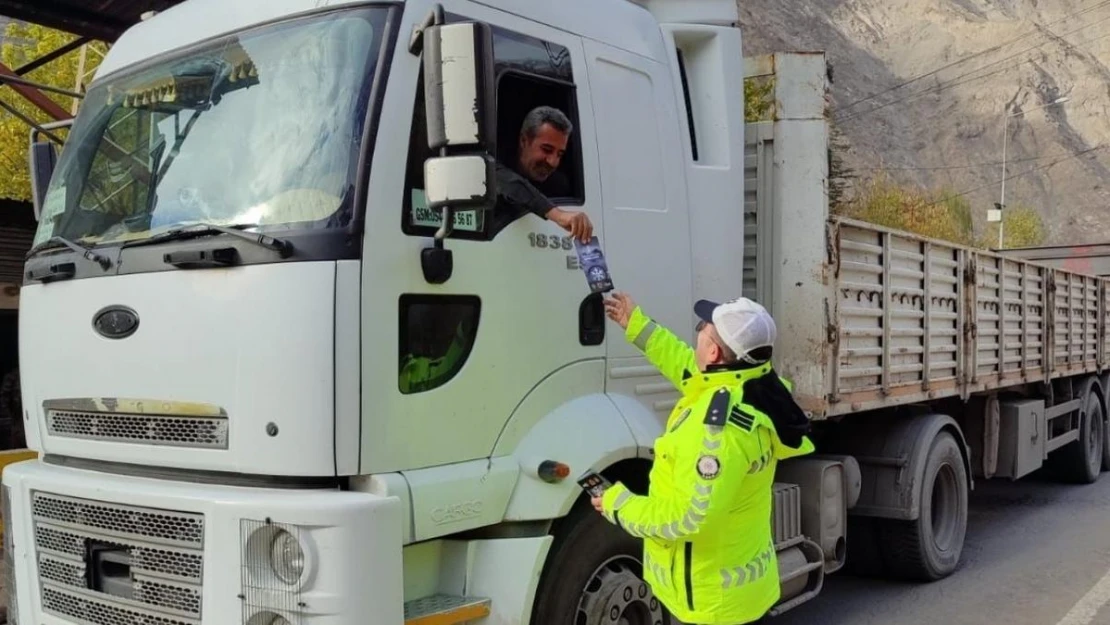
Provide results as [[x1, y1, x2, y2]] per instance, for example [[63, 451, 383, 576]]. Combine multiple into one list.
[[878, 431, 969, 582], [531, 504, 669, 625]]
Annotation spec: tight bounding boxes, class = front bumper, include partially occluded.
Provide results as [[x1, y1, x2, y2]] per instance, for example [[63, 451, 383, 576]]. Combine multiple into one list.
[[2, 460, 403, 625]]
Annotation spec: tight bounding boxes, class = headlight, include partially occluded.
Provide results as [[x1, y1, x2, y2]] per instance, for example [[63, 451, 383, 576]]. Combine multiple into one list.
[[269, 529, 304, 584], [246, 611, 291, 625]]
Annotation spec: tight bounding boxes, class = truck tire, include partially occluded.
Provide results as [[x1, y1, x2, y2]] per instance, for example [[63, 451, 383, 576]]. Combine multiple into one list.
[[878, 431, 968, 581], [1049, 381, 1104, 484], [531, 504, 671, 625]]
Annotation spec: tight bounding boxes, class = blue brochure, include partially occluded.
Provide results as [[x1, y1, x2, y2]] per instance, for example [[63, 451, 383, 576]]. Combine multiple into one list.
[[574, 236, 614, 294]]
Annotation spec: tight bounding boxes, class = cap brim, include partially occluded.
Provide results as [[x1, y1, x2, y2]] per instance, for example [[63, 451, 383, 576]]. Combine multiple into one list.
[[694, 299, 719, 323]]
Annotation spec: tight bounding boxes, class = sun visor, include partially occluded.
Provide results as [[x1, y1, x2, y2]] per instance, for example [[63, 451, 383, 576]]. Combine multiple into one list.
[[107, 42, 260, 111]]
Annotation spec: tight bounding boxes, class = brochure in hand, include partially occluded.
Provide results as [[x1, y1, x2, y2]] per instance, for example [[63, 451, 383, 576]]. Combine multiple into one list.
[[576, 470, 614, 499], [574, 236, 615, 294]]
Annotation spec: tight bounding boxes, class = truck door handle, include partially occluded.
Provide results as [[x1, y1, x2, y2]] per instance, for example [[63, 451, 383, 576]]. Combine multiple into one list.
[[579, 292, 605, 346]]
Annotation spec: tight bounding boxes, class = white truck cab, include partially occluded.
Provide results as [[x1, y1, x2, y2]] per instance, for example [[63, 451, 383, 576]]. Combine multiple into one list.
[[3, 1, 842, 624]]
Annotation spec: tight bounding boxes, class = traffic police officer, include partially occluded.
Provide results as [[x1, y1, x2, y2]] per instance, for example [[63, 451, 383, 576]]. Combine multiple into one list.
[[595, 292, 815, 625]]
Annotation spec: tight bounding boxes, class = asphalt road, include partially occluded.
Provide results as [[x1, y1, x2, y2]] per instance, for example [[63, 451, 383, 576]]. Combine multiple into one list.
[[770, 470, 1110, 625]]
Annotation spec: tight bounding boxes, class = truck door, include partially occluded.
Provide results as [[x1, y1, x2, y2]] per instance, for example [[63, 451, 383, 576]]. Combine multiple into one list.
[[583, 39, 694, 424], [358, 0, 605, 474]]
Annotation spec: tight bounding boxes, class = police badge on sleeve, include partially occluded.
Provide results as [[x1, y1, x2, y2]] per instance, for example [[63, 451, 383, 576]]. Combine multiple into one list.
[[697, 455, 721, 480]]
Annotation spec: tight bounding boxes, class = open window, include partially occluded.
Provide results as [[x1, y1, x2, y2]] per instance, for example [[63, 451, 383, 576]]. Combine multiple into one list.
[[398, 294, 481, 394], [402, 22, 585, 240]]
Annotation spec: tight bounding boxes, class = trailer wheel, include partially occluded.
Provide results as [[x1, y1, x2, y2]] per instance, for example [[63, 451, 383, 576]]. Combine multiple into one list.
[[1049, 382, 1104, 484], [531, 504, 670, 625], [879, 431, 968, 581]]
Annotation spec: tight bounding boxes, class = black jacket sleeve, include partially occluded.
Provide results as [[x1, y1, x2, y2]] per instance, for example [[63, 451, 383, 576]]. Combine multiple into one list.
[[495, 163, 553, 220]]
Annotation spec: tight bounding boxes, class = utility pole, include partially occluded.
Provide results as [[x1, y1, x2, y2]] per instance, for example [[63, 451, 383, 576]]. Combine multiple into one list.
[[995, 96, 1069, 249]]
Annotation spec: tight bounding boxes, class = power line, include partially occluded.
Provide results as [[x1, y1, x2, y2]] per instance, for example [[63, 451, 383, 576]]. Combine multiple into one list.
[[835, 12, 1110, 123], [855, 150, 1082, 171], [920, 144, 1108, 208], [835, 0, 1110, 113]]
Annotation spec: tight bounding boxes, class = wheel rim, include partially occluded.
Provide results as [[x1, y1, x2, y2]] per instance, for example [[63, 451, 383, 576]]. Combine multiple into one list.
[[930, 463, 960, 552], [575, 554, 665, 625]]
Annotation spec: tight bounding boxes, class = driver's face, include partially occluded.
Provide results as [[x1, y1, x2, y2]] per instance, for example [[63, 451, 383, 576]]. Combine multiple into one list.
[[518, 123, 568, 182]]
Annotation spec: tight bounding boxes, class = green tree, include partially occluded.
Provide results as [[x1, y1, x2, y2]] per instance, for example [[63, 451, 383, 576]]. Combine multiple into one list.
[[978, 205, 1046, 249], [840, 172, 975, 245], [0, 22, 107, 201], [744, 76, 774, 122]]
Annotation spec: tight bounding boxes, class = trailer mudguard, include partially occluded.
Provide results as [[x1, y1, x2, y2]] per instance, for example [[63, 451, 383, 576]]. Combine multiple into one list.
[[821, 412, 972, 521]]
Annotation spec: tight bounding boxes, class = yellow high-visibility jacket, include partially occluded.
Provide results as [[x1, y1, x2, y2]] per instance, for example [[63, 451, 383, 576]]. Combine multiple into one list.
[[601, 307, 815, 625]]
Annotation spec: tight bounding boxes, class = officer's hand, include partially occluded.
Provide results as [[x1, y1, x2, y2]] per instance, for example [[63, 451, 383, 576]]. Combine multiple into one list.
[[548, 207, 593, 243], [591, 496, 604, 513], [605, 292, 635, 329]]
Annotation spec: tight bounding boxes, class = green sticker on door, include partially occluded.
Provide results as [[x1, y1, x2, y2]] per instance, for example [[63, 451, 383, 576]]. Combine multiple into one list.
[[410, 189, 483, 232]]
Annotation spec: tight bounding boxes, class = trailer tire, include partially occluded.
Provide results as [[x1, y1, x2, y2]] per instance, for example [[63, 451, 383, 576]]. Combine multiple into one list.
[[1049, 382, 1104, 485], [844, 515, 886, 578], [878, 431, 968, 581], [531, 503, 671, 625]]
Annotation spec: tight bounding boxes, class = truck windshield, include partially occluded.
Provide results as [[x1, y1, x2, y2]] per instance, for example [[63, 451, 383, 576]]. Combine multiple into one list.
[[31, 7, 390, 250]]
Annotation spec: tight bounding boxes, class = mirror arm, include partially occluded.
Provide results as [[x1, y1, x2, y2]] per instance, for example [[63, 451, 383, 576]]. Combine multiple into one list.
[[408, 3, 446, 55]]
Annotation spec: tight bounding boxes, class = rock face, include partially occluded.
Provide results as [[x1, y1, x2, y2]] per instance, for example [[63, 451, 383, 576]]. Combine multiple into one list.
[[738, 0, 1110, 245]]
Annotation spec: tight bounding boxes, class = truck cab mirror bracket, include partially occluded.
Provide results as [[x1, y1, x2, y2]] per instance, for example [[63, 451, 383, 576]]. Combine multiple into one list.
[[418, 19, 497, 284]]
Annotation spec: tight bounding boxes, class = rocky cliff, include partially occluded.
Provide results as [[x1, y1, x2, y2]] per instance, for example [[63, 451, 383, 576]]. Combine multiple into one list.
[[738, 0, 1110, 245]]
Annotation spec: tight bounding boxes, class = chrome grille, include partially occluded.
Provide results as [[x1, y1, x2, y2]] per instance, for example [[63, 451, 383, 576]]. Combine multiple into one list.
[[46, 409, 229, 450], [131, 547, 204, 582], [42, 586, 196, 625], [33, 492, 203, 546], [31, 491, 205, 622], [134, 576, 202, 614], [38, 555, 86, 586]]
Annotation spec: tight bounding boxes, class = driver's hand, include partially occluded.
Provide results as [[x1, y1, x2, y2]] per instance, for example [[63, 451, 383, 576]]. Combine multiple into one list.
[[549, 207, 593, 243]]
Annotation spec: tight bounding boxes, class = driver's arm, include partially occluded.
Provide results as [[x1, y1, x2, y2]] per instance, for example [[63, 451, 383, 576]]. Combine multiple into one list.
[[494, 164, 592, 241]]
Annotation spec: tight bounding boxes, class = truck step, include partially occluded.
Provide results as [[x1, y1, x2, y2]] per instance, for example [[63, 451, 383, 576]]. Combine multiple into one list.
[[403, 594, 491, 625]]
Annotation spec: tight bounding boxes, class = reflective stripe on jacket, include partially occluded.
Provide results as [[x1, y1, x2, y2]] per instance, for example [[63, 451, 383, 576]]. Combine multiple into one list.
[[601, 307, 815, 625]]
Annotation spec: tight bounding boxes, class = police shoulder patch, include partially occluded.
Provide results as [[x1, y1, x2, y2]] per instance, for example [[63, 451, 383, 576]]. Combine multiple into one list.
[[703, 387, 731, 427], [697, 455, 721, 480], [727, 405, 757, 432]]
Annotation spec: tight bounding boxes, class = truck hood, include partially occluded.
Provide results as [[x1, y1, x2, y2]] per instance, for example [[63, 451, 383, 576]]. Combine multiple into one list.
[[19, 261, 340, 477]]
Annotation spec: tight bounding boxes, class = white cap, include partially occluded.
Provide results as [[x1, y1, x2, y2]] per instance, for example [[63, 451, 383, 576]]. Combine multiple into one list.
[[694, 297, 776, 363]]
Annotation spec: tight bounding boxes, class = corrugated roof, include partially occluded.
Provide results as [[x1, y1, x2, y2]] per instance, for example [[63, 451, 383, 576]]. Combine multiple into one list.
[[0, 0, 184, 42], [0, 200, 35, 285]]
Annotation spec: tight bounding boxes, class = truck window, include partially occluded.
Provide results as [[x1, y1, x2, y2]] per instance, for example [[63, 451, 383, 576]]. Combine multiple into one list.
[[402, 24, 584, 240], [398, 294, 481, 394]]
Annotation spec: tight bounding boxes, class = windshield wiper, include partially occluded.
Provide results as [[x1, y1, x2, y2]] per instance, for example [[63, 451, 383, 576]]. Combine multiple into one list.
[[26, 236, 112, 269], [122, 223, 294, 258]]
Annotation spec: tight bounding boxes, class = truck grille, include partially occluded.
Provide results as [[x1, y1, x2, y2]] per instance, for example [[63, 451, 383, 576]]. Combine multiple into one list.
[[32, 491, 205, 624], [46, 409, 229, 449]]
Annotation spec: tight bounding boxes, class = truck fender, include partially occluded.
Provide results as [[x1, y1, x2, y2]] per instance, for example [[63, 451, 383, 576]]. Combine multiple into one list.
[[501, 393, 657, 522], [822, 412, 972, 521]]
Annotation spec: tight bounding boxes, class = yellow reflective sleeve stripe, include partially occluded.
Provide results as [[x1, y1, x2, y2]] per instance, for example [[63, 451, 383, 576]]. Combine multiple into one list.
[[632, 321, 657, 351], [624, 307, 697, 390], [602, 424, 743, 541]]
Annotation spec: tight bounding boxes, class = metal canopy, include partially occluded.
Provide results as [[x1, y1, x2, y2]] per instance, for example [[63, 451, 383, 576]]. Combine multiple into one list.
[[0, 0, 184, 42]]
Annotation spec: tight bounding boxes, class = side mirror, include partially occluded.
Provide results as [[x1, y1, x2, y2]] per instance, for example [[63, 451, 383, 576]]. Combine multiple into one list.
[[422, 21, 496, 153], [28, 141, 57, 222], [424, 155, 495, 210]]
